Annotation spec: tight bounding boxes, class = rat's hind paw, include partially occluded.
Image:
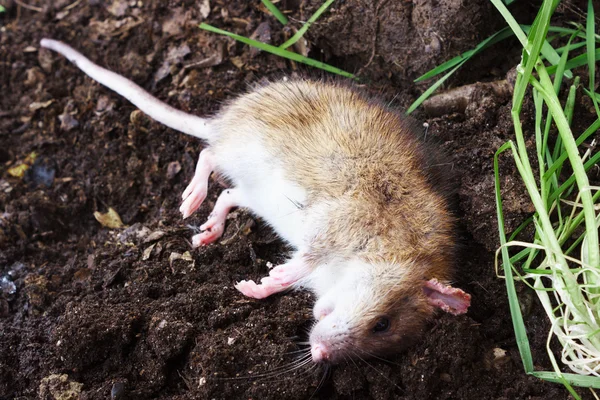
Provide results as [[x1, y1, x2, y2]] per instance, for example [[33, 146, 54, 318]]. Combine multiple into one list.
[[180, 149, 214, 219]]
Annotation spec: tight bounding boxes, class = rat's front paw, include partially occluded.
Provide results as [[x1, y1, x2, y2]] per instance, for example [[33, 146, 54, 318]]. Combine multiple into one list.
[[192, 230, 220, 247], [269, 264, 304, 286], [234, 256, 309, 299], [191, 188, 240, 247], [191, 214, 226, 246]]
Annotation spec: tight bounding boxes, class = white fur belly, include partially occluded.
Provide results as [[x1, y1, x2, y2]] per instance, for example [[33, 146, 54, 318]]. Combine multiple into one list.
[[238, 177, 307, 246], [212, 139, 308, 248]]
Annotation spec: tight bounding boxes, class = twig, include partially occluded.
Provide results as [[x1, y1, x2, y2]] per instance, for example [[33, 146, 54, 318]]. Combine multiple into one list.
[[14, 0, 42, 12], [63, 0, 82, 11]]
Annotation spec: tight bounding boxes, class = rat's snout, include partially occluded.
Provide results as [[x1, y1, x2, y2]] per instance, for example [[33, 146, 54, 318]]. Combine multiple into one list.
[[311, 343, 330, 362], [309, 316, 348, 363]]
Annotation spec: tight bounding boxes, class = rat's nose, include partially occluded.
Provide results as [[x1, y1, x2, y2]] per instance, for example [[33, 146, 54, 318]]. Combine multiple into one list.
[[311, 343, 329, 362]]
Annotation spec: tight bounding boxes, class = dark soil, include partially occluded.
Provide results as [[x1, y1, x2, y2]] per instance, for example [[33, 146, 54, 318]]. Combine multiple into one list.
[[1, 0, 598, 399]]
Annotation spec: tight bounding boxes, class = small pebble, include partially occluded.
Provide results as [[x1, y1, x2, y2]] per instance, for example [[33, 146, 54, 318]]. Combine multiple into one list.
[[58, 112, 79, 131], [166, 161, 181, 179], [111, 382, 127, 400], [0, 276, 16, 299], [25, 158, 56, 188]]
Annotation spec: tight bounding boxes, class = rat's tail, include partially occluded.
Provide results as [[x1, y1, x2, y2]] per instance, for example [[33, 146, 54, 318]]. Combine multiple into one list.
[[40, 39, 213, 141]]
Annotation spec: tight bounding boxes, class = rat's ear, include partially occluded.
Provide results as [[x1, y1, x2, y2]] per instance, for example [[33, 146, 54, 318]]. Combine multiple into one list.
[[423, 278, 471, 315]]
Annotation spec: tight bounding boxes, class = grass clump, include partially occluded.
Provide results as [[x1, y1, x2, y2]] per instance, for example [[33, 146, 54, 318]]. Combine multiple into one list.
[[489, 0, 600, 398], [409, 0, 600, 396]]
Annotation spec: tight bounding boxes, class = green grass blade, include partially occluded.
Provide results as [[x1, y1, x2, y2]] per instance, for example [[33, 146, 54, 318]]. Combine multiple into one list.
[[543, 118, 600, 182], [553, 31, 577, 98], [280, 0, 335, 49], [414, 27, 514, 82], [564, 77, 578, 126], [550, 77, 579, 187], [494, 141, 535, 373], [406, 61, 465, 114], [490, 0, 529, 46], [521, 268, 557, 275], [555, 41, 587, 55], [546, 48, 600, 75], [199, 23, 355, 79], [551, 76, 578, 165], [549, 30, 578, 86], [518, 1, 554, 109], [532, 372, 600, 389], [534, 89, 549, 199], [563, 191, 600, 256], [522, 25, 573, 79], [585, 88, 600, 102], [510, 248, 535, 264], [490, 0, 551, 115], [508, 216, 534, 241], [586, 0, 600, 118], [549, 25, 596, 40], [261, 0, 288, 25], [541, 41, 572, 78], [547, 151, 600, 205], [542, 32, 577, 196]]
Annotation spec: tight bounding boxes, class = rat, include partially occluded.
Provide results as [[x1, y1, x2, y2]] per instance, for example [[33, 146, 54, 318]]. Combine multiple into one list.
[[40, 38, 471, 364]]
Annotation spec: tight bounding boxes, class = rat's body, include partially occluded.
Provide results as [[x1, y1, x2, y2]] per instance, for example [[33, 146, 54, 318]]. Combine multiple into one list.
[[40, 39, 470, 364]]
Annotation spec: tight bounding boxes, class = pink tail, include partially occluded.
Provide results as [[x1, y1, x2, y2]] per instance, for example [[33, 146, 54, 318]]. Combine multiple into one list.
[[40, 39, 213, 141]]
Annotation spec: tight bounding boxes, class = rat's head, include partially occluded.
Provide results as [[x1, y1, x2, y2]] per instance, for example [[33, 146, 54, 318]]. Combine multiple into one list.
[[308, 260, 470, 364]]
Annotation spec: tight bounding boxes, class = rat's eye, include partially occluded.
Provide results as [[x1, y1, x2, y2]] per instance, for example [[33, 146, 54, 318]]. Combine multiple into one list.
[[372, 317, 390, 333]]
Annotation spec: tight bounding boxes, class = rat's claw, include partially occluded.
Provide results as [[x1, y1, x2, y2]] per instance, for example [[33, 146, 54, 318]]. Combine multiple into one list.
[[235, 279, 286, 299], [180, 183, 207, 219], [181, 178, 195, 200]]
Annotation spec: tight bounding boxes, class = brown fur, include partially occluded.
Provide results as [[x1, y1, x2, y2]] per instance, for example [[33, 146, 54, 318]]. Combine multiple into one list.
[[217, 80, 455, 280]]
